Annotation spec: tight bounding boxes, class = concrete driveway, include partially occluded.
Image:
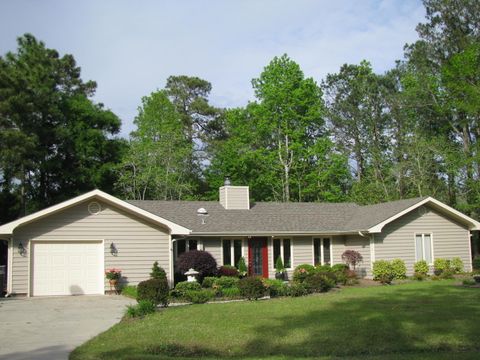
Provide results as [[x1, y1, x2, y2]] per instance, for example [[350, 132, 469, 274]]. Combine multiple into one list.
[[0, 295, 134, 360]]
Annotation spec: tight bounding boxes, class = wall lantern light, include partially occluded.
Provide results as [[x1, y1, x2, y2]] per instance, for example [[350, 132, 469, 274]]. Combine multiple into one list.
[[18, 242, 27, 256], [110, 242, 118, 256]]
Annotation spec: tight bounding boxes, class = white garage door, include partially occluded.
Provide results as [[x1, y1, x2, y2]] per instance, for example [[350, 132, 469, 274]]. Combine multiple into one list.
[[32, 241, 104, 296]]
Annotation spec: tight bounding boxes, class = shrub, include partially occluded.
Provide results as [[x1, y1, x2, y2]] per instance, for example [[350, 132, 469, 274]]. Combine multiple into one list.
[[218, 265, 239, 277], [125, 300, 156, 318], [214, 276, 239, 289], [434, 258, 451, 275], [150, 261, 167, 280], [201, 276, 217, 288], [275, 256, 285, 273], [237, 256, 248, 276], [304, 272, 335, 293], [344, 269, 359, 285], [184, 289, 215, 304], [137, 278, 170, 306], [391, 259, 407, 279], [176, 250, 217, 280], [439, 269, 455, 279], [220, 287, 241, 298], [372, 260, 394, 284], [414, 260, 429, 276], [172, 281, 201, 298], [473, 256, 480, 270], [263, 279, 289, 297], [451, 257, 464, 273], [341, 250, 363, 270], [238, 276, 266, 300], [331, 264, 349, 273], [413, 272, 426, 281], [289, 283, 309, 297], [121, 285, 137, 299], [463, 278, 476, 286], [315, 264, 333, 273], [293, 264, 316, 283]]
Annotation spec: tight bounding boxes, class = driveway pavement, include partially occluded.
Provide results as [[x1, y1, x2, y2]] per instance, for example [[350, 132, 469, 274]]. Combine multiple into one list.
[[0, 295, 134, 360]]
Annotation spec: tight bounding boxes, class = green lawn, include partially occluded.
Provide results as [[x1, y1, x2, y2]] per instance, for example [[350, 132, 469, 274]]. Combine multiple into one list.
[[70, 280, 480, 360]]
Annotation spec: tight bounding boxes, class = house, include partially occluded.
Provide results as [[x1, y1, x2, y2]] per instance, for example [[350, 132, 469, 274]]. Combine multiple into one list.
[[0, 182, 479, 297]]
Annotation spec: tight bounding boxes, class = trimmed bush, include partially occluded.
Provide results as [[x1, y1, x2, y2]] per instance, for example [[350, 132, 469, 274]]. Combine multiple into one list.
[[372, 260, 394, 284], [201, 276, 217, 288], [137, 278, 169, 306], [414, 260, 429, 276], [391, 259, 407, 279], [172, 281, 201, 298], [304, 272, 335, 293], [263, 278, 289, 297], [184, 289, 215, 304], [238, 276, 266, 300], [125, 300, 156, 318], [218, 265, 239, 277], [341, 250, 363, 270], [214, 276, 239, 289], [331, 264, 349, 273], [237, 256, 248, 277], [315, 264, 333, 273], [434, 258, 450, 275], [150, 261, 167, 280], [220, 287, 241, 298], [176, 250, 217, 280], [293, 264, 316, 283], [289, 283, 309, 297], [451, 257, 464, 273]]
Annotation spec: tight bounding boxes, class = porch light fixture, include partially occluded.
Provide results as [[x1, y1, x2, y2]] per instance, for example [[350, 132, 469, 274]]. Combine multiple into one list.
[[18, 242, 26, 256], [197, 207, 209, 225], [110, 242, 118, 256]]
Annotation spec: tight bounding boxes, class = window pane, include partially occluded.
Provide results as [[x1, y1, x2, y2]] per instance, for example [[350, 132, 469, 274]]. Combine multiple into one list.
[[283, 239, 291, 268], [415, 235, 423, 261], [234, 240, 242, 268], [424, 234, 432, 264], [177, 240, 186, 256], [223, 240, 231, 265], [313, 238, 321, 265], [323, 238, 331, 265], [273, 239, 281, 267], [188, 240, 198, 251]]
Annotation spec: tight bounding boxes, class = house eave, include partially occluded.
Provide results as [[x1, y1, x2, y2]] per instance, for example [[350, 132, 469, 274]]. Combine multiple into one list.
[[183, 230, 364, 237]]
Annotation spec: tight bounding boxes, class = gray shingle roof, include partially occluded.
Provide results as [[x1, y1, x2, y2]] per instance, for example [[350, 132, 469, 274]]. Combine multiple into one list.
[[127, 197, 427, 234]]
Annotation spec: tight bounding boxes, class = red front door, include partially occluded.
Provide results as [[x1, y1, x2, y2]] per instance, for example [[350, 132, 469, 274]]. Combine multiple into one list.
[[248, 237, 269, 278]]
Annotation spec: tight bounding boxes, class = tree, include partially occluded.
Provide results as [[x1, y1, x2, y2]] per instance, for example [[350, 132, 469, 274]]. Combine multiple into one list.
[[0, 34, 124, 223], [116, 90, 194, 200]]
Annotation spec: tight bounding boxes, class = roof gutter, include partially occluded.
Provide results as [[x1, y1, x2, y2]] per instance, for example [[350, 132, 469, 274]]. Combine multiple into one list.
[[186, 230, 366, 237]]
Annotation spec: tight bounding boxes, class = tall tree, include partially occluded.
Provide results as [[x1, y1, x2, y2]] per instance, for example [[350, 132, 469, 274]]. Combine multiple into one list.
[[0, 34, 124, 223], [116, 91, 194, 200]]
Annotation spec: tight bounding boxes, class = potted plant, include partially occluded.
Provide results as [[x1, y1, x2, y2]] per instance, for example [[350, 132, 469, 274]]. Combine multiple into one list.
[[275, 256, 286, 280], [105, 268, 122, 293]]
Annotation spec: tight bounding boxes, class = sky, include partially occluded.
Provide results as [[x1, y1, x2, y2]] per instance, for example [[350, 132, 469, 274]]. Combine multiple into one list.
[[0, 0, 426, 137]]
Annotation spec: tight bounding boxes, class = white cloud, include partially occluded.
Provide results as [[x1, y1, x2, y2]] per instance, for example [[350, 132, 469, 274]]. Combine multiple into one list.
[[0, 0, 425, 137]]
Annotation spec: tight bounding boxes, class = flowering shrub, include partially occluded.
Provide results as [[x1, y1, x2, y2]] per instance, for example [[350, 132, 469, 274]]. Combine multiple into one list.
[[105, 268, 122, 280], [341, 250, 363, 270], [293, 264, 316, 283]]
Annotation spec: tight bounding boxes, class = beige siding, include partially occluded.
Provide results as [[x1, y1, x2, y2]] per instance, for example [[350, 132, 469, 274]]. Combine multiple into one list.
[[12, 199, 170, 295], [203, 237, 223, 266], [331, 236, 346, 265], [331, 235, 371, 277], [374, 205, 471, 275]]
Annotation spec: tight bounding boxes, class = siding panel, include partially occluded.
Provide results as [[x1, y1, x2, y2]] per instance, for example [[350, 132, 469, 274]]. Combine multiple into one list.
[[12, 199, 170, 295]]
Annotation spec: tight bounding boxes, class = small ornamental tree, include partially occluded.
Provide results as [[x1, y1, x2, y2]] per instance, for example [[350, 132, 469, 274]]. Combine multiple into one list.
[[341, 250, 363, 270], [150, 261, 167, 280], [176, 250, 217, 280], [237, 256, 248, 277], [275, 256, 285, 274]]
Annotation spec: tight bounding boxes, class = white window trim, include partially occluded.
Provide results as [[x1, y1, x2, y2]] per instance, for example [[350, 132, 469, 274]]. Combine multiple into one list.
[[312, 237, 332, 266], [175, 238, 203, 259], [414, 233, 434, 265], [272, 238, 293, 270], [221, 238, 244, 266]]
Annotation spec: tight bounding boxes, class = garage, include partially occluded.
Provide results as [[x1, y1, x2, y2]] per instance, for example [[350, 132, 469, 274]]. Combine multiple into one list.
[[32, 241, 104, 296]]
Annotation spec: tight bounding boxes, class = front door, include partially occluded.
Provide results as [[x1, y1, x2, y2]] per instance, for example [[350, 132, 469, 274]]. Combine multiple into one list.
[[248, 237, 269, 278]]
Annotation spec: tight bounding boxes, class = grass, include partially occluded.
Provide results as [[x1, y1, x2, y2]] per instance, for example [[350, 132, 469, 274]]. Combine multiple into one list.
[[120, 285, 137, 299], [70, 280, 480, 360]]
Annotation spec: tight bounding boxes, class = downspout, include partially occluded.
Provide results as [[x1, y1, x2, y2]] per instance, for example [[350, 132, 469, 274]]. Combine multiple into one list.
[[170, 235, 188, 287], [5, 236, 13, 297]]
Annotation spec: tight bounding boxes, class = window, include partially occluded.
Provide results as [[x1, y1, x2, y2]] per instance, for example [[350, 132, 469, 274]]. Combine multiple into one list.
[[313, 238, 332, 265], [273, 238, 292, 269], [222, 239, 243, 267], [176, 239, 200, 258], [415, 233, 433, 264]]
